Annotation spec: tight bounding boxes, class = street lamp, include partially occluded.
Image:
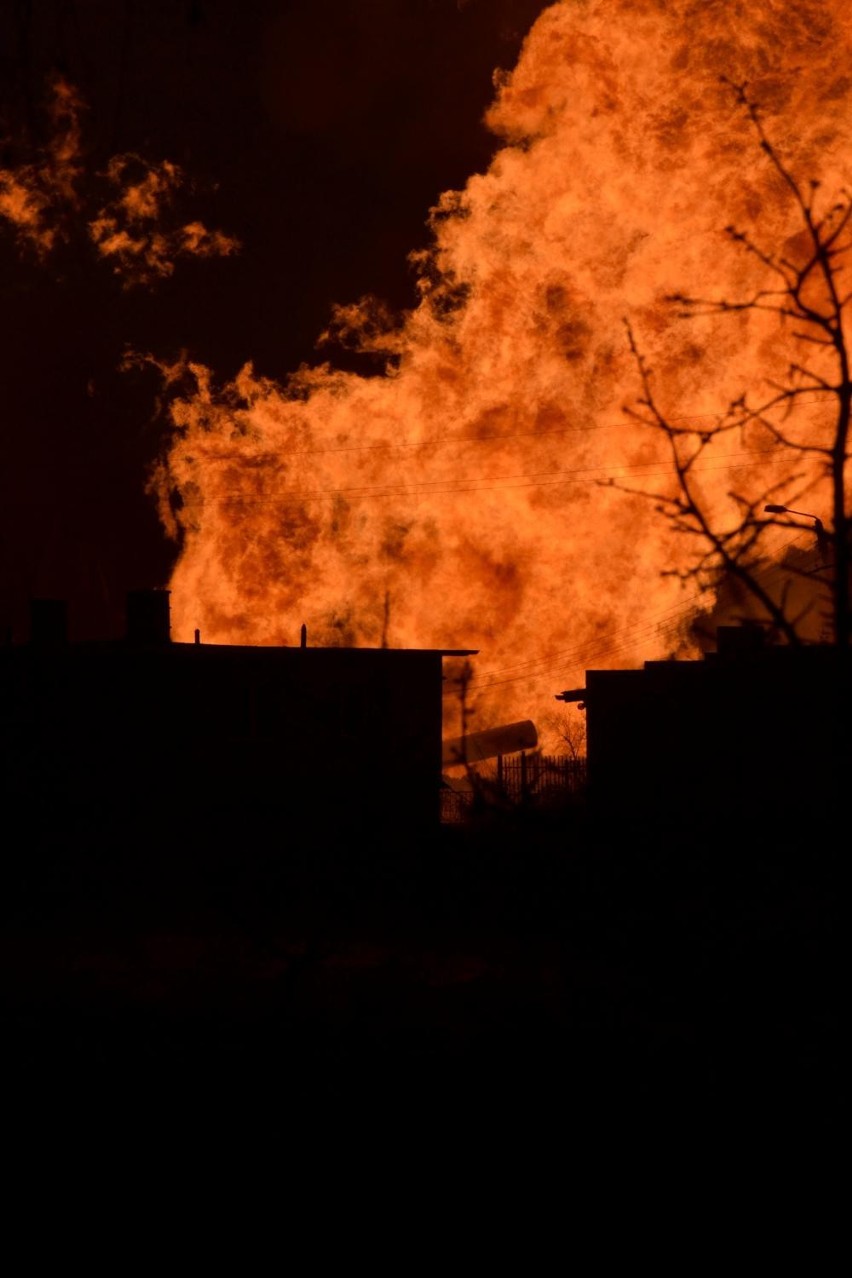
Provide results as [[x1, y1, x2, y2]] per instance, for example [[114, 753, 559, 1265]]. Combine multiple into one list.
[[764, 504, 830, 561]]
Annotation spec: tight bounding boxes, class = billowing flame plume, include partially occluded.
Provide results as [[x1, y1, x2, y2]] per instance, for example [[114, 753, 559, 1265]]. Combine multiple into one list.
[[149, 0, 852, 746]]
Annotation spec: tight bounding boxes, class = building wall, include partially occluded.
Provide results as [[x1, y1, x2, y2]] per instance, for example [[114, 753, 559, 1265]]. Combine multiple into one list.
[[583, 646, 851, 843], [0, 641, 451, 839]]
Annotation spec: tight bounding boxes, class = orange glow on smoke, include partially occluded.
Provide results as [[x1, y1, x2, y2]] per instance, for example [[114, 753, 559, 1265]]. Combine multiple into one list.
[[0, 78, 239, 286], [89, 156, 240, 287], [153, 0, 852, 746], [0, 75, 82, 255]]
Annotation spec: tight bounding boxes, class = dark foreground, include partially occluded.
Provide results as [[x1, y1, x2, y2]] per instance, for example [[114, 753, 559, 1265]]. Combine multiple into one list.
[[1, 799, 841, 1125]]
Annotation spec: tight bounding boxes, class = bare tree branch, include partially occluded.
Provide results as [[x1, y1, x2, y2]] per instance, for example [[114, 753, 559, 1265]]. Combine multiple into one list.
[[619, 79, 852, 646]]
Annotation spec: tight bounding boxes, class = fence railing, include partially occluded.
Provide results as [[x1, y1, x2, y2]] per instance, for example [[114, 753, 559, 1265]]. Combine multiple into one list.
[[440, 753, 587, 823]]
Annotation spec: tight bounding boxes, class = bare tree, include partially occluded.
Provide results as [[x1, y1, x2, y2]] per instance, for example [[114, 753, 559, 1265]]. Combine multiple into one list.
[[615, 78, 852, 648], [540, 706, 587, 761]]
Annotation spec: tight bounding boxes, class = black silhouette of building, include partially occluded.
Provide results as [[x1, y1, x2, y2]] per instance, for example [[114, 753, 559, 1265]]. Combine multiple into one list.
[[558, 625, 851, 844], [1, 590, 477, 841]]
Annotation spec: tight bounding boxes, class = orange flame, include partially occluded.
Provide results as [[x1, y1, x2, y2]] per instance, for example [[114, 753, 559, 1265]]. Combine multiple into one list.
[[154, 0, 852, 746], [0, 75, 83, 255], [89, 155, 240, 287], [0, 78, 239, 287]]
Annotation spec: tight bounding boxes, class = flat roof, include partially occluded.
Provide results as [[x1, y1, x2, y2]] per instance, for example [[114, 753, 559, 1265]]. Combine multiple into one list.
[[3, 640, 479, 658]]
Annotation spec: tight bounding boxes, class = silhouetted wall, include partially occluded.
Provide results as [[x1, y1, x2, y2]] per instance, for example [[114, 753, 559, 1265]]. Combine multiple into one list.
[[0, 628, 475, 842], [571, 631, 851, 844]]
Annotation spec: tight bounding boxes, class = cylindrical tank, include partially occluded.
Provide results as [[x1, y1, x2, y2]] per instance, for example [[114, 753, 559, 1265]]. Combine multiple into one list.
[[442, 719, 538, 767]]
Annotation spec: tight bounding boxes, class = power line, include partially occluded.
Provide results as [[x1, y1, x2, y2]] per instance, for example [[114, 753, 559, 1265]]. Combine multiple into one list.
[[179, 392, 835, 460], [181, 448, 786, 506], [471, 599, 707, 687], [461, 531, 814, 694]]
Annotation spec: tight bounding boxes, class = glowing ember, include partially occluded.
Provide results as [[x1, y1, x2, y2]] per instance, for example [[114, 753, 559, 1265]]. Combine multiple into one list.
[[150, 0, 852, 747]]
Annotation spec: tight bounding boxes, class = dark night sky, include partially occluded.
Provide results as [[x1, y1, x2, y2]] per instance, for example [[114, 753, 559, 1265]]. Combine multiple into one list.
[[0, 0, 551, 640]]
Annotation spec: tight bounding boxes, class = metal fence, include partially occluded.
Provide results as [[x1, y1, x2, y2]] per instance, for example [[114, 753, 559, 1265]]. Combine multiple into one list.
[[498, 752, 587, 803], [440, 752, 588, 824]]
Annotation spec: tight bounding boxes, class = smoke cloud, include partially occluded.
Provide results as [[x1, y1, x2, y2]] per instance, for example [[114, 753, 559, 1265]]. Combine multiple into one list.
[[147, 0, 852, 741]]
